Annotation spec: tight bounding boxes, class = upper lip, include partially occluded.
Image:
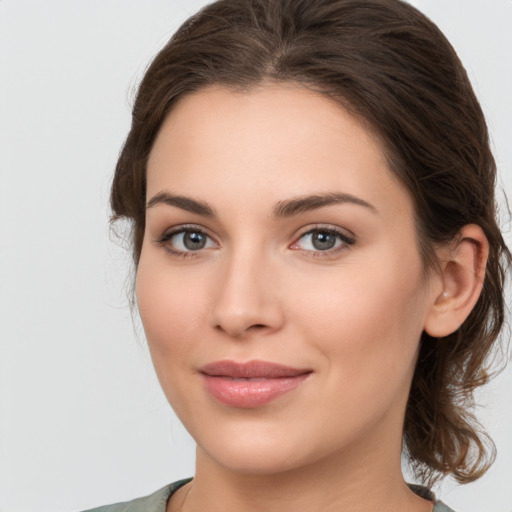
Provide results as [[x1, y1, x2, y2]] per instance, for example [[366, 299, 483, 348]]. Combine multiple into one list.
[[199, 360, 312, 379]]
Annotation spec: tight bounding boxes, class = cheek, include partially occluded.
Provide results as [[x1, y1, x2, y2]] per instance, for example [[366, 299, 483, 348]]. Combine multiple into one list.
[[136, 256, 207, 361], [135, 255, 213, 419], [291, 251, 427, 382]]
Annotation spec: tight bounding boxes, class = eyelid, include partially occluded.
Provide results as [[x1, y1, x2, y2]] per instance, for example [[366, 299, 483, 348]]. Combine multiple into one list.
[[292, 223, 355, 241], [289, 224, 356, 255], [155, 224, 219, 257], [156, 223, 214, 240], [153, 223, 355, 259]]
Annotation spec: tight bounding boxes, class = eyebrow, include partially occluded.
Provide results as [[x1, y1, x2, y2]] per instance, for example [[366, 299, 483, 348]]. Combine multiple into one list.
[[146, 191, 378, 218], [272, 192, 378, 218], [146, 191, 215, 216]]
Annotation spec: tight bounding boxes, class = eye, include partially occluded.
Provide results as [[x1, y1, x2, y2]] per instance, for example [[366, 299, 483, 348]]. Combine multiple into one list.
[[291, 227, 355, 254], [157, 226, 218, 255]]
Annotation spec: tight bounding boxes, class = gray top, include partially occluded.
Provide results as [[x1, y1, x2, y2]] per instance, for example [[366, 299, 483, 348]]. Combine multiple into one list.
[[82, 478, 457, 512]]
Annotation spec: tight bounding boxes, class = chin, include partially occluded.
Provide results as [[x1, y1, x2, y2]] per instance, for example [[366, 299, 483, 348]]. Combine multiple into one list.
[[203, 444, 311, 476], [194, 420, 342, 477]]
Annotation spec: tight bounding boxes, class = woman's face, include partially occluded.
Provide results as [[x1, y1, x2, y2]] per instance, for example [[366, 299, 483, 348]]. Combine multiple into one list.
[[137, 84, 440, 475]]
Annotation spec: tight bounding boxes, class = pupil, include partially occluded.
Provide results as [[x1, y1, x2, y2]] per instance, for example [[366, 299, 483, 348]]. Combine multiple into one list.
[[184, 232, 206, 250], [312, 231, 336, 250]]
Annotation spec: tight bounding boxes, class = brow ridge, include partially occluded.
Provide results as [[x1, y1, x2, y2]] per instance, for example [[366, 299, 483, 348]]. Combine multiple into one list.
[[272, 192, 377, 218], [146, 192, 215, 216], [146, 191, 377, 218]]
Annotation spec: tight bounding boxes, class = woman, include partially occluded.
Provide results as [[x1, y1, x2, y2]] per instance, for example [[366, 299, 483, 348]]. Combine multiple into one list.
[[86, 0, 511, 511]]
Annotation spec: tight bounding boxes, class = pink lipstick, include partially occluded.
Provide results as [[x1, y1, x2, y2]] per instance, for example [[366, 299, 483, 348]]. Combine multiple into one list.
[[199, 360, 312, 408]]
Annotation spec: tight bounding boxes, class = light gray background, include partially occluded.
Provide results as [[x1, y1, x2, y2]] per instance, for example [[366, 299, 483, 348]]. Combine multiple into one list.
[[0, 1, 511, 511]]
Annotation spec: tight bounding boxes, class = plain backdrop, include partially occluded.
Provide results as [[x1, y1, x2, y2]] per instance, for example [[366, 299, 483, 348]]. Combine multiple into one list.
[[0, 1, 511, 511]]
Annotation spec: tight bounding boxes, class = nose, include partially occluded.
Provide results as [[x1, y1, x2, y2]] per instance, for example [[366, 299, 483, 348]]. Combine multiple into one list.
[[208, 249, 285, 339]]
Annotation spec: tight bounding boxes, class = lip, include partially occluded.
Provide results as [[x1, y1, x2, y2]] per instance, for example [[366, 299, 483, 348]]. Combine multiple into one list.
[[199, 360, 312, 408]]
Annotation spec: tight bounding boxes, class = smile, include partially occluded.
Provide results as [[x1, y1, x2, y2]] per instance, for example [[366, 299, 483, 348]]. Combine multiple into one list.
[[199, 360, 312, 408]]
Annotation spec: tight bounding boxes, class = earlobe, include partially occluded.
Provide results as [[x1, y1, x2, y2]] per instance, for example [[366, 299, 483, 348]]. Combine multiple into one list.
[[424, 224, 489, 338]]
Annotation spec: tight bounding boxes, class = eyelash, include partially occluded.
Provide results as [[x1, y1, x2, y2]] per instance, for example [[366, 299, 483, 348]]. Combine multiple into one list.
[[291, 225, 355, 258], [156, 224, 216, 258], [155, 224, 355, 259]]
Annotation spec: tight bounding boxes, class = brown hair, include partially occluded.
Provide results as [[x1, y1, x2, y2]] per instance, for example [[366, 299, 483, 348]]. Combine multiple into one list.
[[111, 0, 511, 486]]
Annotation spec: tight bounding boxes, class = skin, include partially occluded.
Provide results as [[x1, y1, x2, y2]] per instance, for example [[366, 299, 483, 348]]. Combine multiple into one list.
[[136, 84, 486, 512]]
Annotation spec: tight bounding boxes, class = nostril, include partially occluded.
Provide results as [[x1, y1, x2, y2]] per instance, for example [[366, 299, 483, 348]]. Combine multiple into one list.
[[214, 321, 272, 338]]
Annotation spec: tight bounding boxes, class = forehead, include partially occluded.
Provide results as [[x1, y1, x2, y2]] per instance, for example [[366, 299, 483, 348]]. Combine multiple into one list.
[[146, 84, 413, 223]]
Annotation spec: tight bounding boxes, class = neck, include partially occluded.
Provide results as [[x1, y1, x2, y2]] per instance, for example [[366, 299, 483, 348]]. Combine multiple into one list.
[[177, 431, 432, 512]]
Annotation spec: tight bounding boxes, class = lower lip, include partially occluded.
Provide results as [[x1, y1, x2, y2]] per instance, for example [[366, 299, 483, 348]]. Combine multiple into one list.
[[202, 374, 310, 408]]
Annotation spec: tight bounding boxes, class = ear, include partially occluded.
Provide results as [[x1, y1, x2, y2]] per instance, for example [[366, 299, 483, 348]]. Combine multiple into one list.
[[424, 224, 489, 338]]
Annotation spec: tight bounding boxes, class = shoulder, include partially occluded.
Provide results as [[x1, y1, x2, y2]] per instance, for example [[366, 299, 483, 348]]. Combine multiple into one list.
[[81, 479, 192, 512], [433, 502, 458, 512], [408, 484, 457, 512]]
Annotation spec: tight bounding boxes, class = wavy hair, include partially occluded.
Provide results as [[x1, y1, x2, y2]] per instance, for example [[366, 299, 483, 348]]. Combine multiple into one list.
[[110, 0, 511, 485]]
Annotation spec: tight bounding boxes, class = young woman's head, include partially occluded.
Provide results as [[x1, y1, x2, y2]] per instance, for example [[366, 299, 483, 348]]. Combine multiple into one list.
[[111, 0, 510, 486]]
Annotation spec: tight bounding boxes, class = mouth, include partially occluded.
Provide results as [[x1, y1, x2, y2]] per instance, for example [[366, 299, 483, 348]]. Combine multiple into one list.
[[199, 360, 312, 408]]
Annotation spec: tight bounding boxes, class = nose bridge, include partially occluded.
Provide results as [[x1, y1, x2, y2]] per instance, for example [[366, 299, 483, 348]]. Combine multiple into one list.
[[209, 241, 283, 338]]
